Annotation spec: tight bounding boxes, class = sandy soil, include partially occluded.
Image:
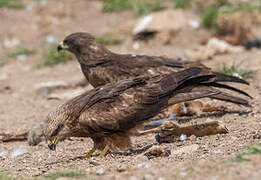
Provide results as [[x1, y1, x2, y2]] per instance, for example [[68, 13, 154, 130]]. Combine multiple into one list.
[[0, 1, 261, 179]]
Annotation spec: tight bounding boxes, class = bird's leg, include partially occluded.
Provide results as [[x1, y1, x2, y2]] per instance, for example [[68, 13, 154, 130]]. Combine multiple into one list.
[[136, 128, 161, 136], [83, 147, 96, 159], [98, 144, 110, 157]]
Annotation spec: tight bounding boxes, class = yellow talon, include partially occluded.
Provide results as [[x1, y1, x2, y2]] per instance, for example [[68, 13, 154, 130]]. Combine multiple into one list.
[[98, 144, 110, 157], [83, 147, 96, 159]]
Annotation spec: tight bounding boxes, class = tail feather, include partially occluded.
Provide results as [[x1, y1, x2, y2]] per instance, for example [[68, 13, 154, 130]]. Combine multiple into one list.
[[168, 90, 220, 105], [212, 72, 249, 85], [206, 82, 252, 98], [210, 92, 250, 106]]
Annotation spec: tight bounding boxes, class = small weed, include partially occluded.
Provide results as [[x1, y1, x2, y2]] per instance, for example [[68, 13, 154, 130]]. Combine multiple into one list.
[[102, 0, 165, 15], [45, 171, 86, 179], [96, 33, 123, 46], [0, 59, 7, 67], [0, 0, 25, 9], [0, 171, 13, 180], [40, 46, 73, 67], [223, 144, 261, 163], [174, 0, 192, 9], [217, 63, 255, 79], [8, 48, 37, 58]]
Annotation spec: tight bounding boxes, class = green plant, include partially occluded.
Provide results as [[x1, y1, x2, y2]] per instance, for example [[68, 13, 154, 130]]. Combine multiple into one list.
[[201, 7, 219, 32], [8, 48, 37, 58], [96, 33, 123, 46], [45, 171, 86, 179], [0, 0, 25, 9], [0, 171, 13, 180], [174, 0, 192, 9], [41, 46, 73, 67], [102, 0, 165, 15], [223, 144, 261, 163], [217, 63, 255, 79]]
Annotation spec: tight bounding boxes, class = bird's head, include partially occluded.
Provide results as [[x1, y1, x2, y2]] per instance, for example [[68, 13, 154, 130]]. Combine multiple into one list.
[[44, 109, 72, 151], [57, 32, 96, 55]]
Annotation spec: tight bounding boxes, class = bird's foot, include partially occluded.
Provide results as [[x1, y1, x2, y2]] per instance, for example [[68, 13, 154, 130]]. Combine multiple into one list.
[[98, 144, 110, 157], [82, 147, 96, 159]]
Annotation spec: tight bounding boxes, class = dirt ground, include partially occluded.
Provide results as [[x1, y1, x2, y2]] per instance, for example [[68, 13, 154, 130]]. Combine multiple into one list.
[[0, 0, 261, 179]]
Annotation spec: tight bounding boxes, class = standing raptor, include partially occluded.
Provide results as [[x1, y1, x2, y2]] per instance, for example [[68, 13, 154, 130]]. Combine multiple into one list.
[[44, 67, 228, 157], [57, 32, 251, 107]]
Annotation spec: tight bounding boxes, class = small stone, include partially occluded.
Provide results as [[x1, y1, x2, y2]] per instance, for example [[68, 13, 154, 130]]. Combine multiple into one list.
[[135, 154, 148, 163], [133, 42, 140, 50], [0, 151, 8, 157], [171, 144, 199, 156], [0, 74, 8, 81], [11, 147, 29, 158], [46, 35, 55, 44], [189, 135, 197, 141], [137, 161, 152, 168], [17, 55, 27, 61], [180, 134, 187, 141], [143, 174, 155, 180], [144, 145, 170, 159], [96, 168, 105, 175], [89, 160, 100, 166], [130, 176, 138, 180]]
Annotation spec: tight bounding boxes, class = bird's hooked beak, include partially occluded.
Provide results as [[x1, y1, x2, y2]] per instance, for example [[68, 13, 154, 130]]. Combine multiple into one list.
[[47, 136, 59, 151], [57, 41, 69, 52]]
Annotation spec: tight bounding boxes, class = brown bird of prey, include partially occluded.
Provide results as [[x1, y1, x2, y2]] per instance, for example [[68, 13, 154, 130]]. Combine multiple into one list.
[[44, 67, 227, 157], [57, 32, 251, 106]]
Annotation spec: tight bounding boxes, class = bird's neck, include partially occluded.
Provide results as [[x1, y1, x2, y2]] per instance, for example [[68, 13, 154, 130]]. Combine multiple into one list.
[[76, 42, 113, 65]]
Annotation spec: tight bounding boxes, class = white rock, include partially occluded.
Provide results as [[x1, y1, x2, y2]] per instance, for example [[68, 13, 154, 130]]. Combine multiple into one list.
[[180, 134, 187, 141], [189, 20, 200, 29], [3, 38, 20, 48], [11, 147, 29, 158], [17, 55, 27, 61], [96, 168, 105, 175], [46, 35, 55, 44], [0, 151, 8, 157], [206, 38, 243, 54], [143, 174, 155, 180], [137, 161, 152, 168], [133, 42, 140, 50], [133, 15, 154, 34]]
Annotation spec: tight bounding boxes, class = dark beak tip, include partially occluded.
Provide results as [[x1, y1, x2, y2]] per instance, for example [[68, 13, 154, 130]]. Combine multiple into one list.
[[57, 45, 63, 52], [48, 144, 56, 151]]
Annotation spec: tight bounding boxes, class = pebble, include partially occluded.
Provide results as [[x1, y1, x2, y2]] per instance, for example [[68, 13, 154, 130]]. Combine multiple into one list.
[[189, 135, 197, 141], [0, 151, 8, 157], [143, 174, 155, 180], [11, 147, 29, 158], [180, 134, 187, 141], [96, 168, 105, 175]]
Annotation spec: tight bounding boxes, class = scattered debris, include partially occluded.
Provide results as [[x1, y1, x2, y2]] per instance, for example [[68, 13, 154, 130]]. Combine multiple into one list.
[[171, 144, 199, 156], [206, 38, 243, 54], [143, 174, 155, 180], [0, 132, 27, 142], [46, 35, 56, 44], [179, 134, 187, 141], [96, 168, 105, 175], [243, 39, 261, 49], [3, 38, 20, 48], [11, 147, 29, 158], [137, 161, 152, 168], [188, 135, 197, 141], [186, 38, 243, 61], [144, 145, 170, 159], [27, 123, 45, 146], [144, 114, 176, 130], [155, 121, 228, 143], [132, 10, 198, 44], [0, 151, 7, 158]]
